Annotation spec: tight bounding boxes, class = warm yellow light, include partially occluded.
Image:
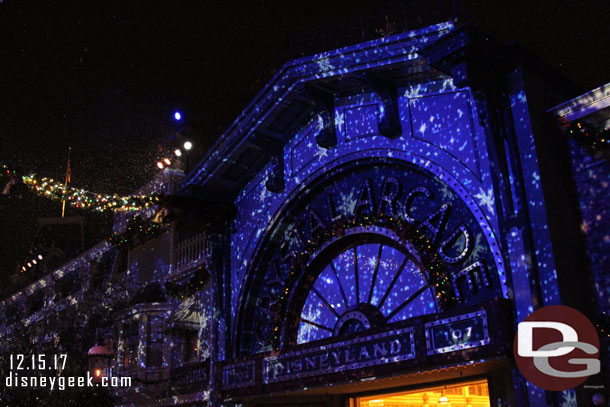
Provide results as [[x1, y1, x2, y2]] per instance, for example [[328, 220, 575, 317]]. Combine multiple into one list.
[[358, 380, 489, 407], [95, 369, 102, 377]]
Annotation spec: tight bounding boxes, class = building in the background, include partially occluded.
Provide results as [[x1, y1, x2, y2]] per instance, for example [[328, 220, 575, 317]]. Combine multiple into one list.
[[550, 84, 610, 394], [1, 21, 609, 407]]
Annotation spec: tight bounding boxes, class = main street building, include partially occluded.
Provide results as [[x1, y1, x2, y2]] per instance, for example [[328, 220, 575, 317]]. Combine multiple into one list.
[[1, 21, 608, 407]]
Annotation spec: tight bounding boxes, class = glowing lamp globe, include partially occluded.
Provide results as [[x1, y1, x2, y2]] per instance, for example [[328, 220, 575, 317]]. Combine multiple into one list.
[[87, 345, 113, 383], [174, 111, 182, 121], [183, 141, 192, 150]]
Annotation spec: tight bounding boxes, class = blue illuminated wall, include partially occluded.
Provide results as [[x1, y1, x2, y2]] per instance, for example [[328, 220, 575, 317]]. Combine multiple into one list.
[[177, 21, 562, 364], [569, 141, 610, 314], [229, 51, 517, 353]]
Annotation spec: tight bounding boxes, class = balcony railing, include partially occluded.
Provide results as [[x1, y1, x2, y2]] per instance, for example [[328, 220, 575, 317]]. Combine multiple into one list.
[[173, 232, 210, 277]]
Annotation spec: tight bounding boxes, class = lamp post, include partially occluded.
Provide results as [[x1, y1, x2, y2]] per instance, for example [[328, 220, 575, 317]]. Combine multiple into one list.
[[87, 344, 113, 383]]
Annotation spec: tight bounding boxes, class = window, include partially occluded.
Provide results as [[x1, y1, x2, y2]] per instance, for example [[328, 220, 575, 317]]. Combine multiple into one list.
[[170, 330, 199, 367], [297, 243, 436, 344], [121, 321, 139, 369], [183, 330, 198, 362], [146, 315, 164, 368]]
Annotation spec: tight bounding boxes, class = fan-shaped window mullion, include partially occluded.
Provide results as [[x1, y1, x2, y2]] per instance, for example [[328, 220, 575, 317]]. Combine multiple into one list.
[[296, 240, 437, 345]]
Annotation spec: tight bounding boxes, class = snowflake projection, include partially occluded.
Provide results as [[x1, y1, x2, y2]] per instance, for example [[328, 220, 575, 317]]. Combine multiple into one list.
[[418, 122, 427, 135], [315, 114, 325, 132], [297, 307, 322, 344], [470, 233, 486, 262], [315, 145, 329, 160], [258, 183, 270, 202], [367, 256, 377, 268], [283, 224, 304, 251], [335, 111, 344, 129], [317, 57, 335, 72], [559, 390, 577, 407], [438, 183, 454, 202], [199, 343, 211, 360], [336, 186, 358, 216], [202, 390, 211, 402], [474, 187, 495, 215], [404, 84, 423, 99], [439, 78, 456, 92]]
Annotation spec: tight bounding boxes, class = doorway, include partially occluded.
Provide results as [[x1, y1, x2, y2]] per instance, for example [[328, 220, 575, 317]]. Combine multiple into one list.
[[353, 379, 491, 407]]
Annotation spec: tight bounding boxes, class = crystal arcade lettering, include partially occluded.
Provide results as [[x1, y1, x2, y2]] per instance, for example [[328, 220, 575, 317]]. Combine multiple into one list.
[[239, 161, 502, 354]]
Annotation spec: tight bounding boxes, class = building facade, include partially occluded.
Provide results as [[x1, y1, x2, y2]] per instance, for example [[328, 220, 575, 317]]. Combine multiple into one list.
[[1, 22, 608, 407]]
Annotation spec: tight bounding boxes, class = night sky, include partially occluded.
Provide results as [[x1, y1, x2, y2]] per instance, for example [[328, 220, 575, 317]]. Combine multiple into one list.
[[1, 0, 609, 279]]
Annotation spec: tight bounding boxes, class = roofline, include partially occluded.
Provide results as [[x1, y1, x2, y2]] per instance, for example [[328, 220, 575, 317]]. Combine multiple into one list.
[[182, 21, 455, 189], [548, 82, 610, 122]]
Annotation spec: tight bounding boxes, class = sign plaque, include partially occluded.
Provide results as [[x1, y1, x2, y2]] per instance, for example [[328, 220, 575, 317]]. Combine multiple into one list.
[[263, 327, 415, 384]]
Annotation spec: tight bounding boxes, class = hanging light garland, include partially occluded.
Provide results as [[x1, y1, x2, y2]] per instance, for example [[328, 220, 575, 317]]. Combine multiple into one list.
[[269, 213, 456, 350], [2, 164, 163, 212], [108, 216, 164, 248]]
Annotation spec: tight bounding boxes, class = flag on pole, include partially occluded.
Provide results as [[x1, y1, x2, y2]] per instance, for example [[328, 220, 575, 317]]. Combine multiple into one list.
[[61, 147, 72, 218]]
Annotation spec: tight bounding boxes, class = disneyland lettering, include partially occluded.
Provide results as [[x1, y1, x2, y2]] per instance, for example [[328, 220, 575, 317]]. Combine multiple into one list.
[[263, 328, 414, 383]]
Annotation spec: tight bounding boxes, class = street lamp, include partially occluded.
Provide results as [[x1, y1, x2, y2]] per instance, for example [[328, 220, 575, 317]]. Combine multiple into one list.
[[87, 344, 113, 383]]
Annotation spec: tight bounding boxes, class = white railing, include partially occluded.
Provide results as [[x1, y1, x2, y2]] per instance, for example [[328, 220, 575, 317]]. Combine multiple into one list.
[[173, 232, 209, 276]]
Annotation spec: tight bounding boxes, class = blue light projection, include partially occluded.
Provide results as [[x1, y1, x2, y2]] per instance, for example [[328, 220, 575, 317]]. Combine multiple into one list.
[[297, 243, 436, 344], [235, 157, 505, 354], [189, 19, 559, 362], [232, 79, 507, 344]]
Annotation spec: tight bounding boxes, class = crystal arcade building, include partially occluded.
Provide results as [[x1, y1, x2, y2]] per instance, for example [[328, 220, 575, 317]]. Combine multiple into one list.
[[190, 21, 605, 406], [1, 21, 608, 407]]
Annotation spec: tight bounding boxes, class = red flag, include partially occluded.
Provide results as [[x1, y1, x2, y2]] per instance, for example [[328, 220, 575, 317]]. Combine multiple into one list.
[[65, 159, 71, 185]]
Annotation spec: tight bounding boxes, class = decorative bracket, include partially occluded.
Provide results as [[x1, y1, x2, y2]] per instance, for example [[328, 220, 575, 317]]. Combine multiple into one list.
[[362, 71, 403, 139], [303, 84, 337, 148], [252, 129, 285, 193]]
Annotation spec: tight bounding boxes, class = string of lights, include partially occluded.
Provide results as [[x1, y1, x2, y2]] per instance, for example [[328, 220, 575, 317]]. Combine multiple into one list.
[[1, 113, 193, 211], [2, 163, 163, 212], [18, 254, 44, 273], [269, 213, 456, 350], [561, 117, 610, 151]]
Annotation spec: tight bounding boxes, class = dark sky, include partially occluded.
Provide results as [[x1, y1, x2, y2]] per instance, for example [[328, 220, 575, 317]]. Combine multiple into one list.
[[0, 0, 609, 275]]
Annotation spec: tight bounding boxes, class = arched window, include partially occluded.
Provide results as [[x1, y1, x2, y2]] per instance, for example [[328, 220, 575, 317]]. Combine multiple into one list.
[[297, 242, 437, 344]]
